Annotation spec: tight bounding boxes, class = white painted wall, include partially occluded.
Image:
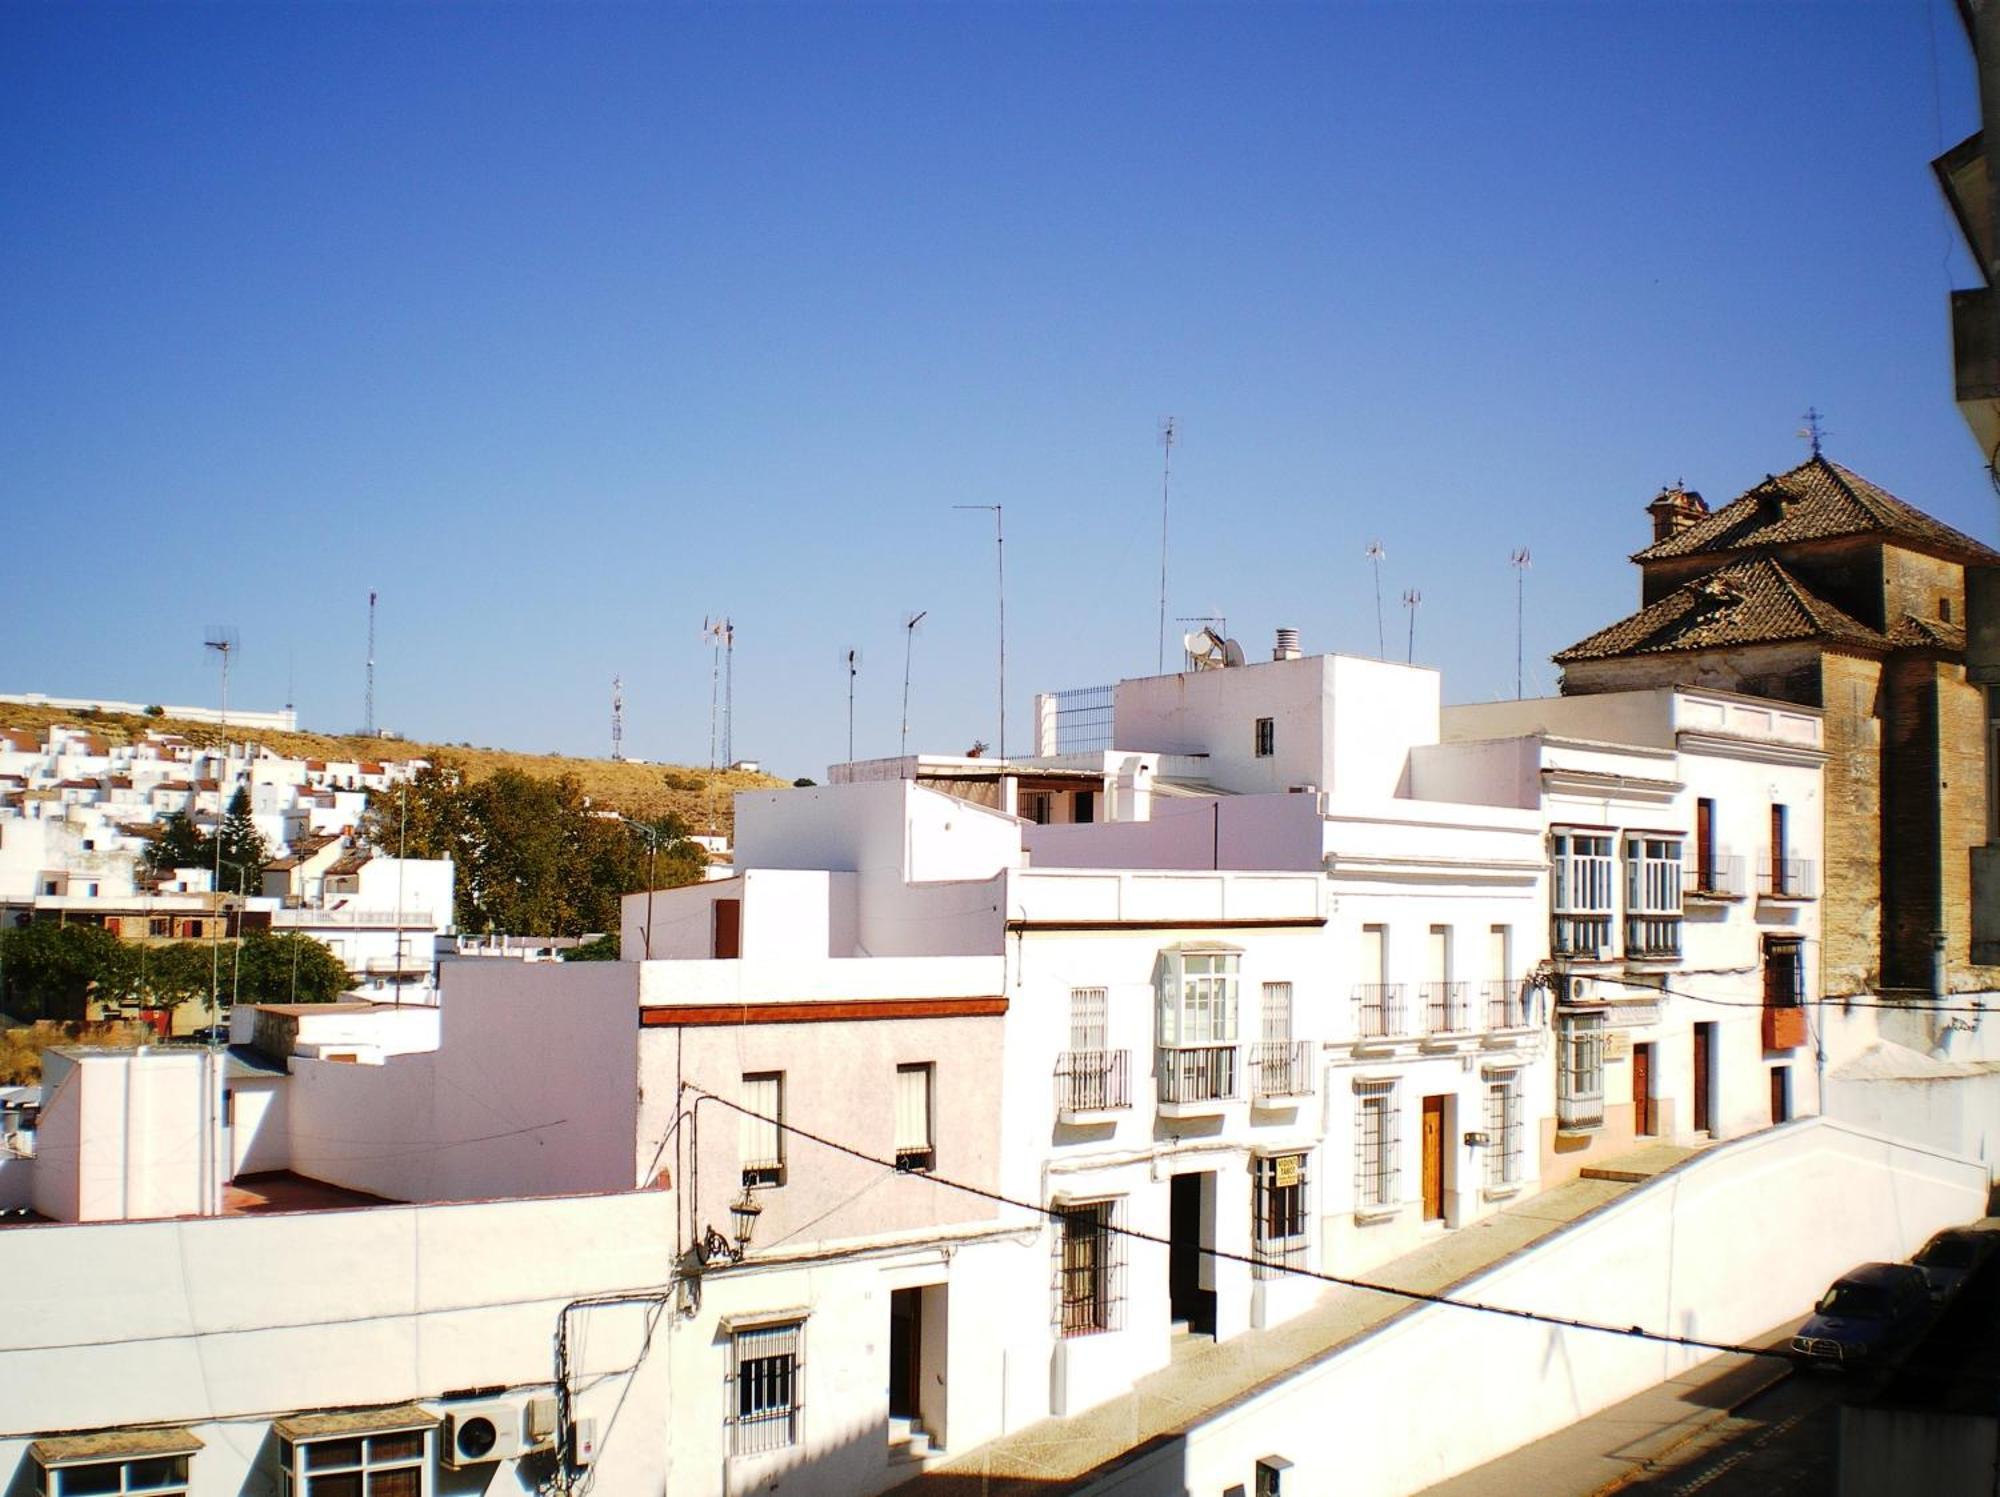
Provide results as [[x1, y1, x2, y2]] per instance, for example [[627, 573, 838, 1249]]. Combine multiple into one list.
[[29, 1049, 226, 1222]]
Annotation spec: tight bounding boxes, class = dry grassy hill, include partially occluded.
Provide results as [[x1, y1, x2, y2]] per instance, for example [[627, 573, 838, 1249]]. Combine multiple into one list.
[[0, 703, 787, 834]]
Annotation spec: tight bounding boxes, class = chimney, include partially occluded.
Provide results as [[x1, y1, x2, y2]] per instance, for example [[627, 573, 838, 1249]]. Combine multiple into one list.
[[1647, 483, 1708, 544], [1273, 627, 1302, 661]]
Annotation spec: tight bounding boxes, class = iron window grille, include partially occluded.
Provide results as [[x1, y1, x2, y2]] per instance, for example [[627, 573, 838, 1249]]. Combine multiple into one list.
[[1252, 1153, 1310, 1278], [1351, 983, 1407, 1039], [1353, 1081, 1398, 1210], [1557, 1012, 1606, 1129], [1055, 1048, 1131, 1112], [1253, 717, 1276, 757], [280, 1432, 427, 1497], [1053, 1199, 1125, 1337], [1552, 831, 1614, 957], [1483, 1072, 1524, 1188], [1484, 978, 1533, 1030], [740, 1072, 785, 1188], [1422, 981, 1472, 1035], [729, 1321, 804, 1457]]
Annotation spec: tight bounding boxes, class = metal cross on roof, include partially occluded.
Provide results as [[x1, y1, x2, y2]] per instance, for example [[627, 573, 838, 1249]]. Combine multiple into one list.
[[1797, 406, 1829, 457]]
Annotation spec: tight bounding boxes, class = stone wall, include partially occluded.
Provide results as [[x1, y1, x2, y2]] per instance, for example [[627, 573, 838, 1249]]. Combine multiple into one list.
[[1820, 650, 1887, 995]]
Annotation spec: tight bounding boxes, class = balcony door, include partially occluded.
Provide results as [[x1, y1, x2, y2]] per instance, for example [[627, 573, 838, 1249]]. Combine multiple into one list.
[[1421, 1095, 1446, 1221], [1692, 1023, 1714, 1134], [1169, 1172, 1216, 1336], [1632, 1042, 1655, 1136]]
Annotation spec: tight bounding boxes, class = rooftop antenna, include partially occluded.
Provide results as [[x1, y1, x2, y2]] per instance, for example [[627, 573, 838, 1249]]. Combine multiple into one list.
[[1365, 541, 1386, 658], [954, 504, 1006, 760], [1798, 406, 1829, 458], [203, 626, 238, 728], [844, 647, 861, 762], [611, 675, 625, 761], [702, 617, 725, 770], [364, 591, 377, 737], [900, 610, 927, 758], [722, 618, 735, 767], [1510, 548, 1533, 699], [201, 625, 238, 1069], [1157, 416, 1178, 673], [1402, 589, 1422, 663]]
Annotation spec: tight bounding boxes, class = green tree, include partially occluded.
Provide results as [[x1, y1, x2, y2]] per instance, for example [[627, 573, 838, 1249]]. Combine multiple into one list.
[[0, 923, 132, 1021], [233, 932, 352, 1005], [216, 786, 269, 894], [562, 933, 621, 962], [144, 810, 210, 875], [134, 941, 223, 1012]]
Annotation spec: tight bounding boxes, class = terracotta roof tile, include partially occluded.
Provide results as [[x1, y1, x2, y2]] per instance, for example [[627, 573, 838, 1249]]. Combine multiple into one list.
[[1889, 613, 1969, 650], [1632, 456, 2000, 564], [1555, 556, 1891, 663]]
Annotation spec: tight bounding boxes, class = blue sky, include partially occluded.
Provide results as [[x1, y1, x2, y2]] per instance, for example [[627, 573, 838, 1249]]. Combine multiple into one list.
[[2, 1, 1990, 780]]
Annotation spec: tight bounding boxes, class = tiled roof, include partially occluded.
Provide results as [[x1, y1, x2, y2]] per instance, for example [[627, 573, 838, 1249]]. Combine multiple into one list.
[[1632, 456, 2000, 564], [1555, 556, 1890, 663], [1889, 613, 1969, 650]]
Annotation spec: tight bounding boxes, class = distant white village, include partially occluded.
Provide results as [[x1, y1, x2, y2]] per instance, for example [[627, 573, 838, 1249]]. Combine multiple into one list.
[[3, 454, 1999, 1497]]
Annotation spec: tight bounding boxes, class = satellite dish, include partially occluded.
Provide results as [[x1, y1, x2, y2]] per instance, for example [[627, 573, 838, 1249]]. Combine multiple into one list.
[[1186, 628, 1233, 671], [1222, 638, 1246, 667], [1182, 631, 1209, 657]]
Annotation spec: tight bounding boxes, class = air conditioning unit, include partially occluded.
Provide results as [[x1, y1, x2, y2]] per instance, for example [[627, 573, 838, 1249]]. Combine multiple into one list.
[[441, 1394, 560, 1468]]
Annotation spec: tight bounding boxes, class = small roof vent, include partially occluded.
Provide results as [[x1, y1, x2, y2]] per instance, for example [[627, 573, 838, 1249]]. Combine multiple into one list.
[[1273, 627, 1302, 661]]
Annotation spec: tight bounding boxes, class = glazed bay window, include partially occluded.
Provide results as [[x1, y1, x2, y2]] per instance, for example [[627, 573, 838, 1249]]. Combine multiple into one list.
[[1354, 1081, 1399, 1211], [1054, 1198, 1125, 1336], [1157, 948, 1240, 1104], [274, 1407, 436, 1497], [1252, 1151, 1309, 1277], [32, 1432, 200, 1497], [728, 1319, 804, 1456], [1557, 1012, 1606, 1130], [1625, 835, 1683, 958], [1552, 831, 1614, 958]]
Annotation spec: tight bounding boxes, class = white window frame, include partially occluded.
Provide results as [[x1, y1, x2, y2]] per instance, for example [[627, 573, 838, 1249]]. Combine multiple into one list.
[[1260, 982, 1293, 1043], [729, 1319, 804, 1456], [1069, 987, 1108, 1052], [279, 1428, 431, 1497], [1483, 1069, 1523, 1190], [1552, 830, 1614, 957], [1354, 1081, 1398, 1211], [1158, 949, 1240, 1047], [36, 1455, 194, 1497], [1557, 1012, 1605, 1129], [740, 1071, 785, 1188], [1252, 1151, 1310, 1277], [894, 1062, 935, 1173]]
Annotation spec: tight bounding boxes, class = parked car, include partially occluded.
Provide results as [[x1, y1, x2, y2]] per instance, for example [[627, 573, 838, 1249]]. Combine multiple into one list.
[[1792, 1263, 1934, 1369], [182, 1024, 231, 1045], [1911, 1223, 2000, 1301]]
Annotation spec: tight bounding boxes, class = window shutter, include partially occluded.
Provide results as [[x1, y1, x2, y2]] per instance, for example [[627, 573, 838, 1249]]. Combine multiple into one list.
[[740, 1074, 782, 1173], [894, 1064, 932, 1154]]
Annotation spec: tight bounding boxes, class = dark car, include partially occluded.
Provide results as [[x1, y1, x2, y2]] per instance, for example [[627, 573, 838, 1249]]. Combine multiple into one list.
[[183, 1024, 231, 1045], [1791, 1262, 1934, 1368], [1911, 1223, 2000, 1301]]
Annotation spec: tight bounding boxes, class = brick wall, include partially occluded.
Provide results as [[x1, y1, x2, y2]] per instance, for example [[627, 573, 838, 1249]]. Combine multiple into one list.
[[1881, 546, 1966, 635], [1881, 655, 1943, 990], [1820, 651, 1886, 995]]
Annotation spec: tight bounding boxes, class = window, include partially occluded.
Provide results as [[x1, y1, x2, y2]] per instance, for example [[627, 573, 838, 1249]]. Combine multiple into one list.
[[1253, 1152, 1309, 1277], [1254, 1459, 1292, 1497], [729, 1320, 803, 1456], [1764, 939, 1805, 1007], [33, 1445, 195, 1497], [1695, 797, 1718, 889], [1253, 717, 1275, 757], [1768, 803, 1791, 894], [740, 1072, 784, 1187], [894, 1063, 935, 1172], [713, 898, 742, 958], [1059, 988, 1128, 1111], [1054, 1198, 1123, 1335], [1557, 1012, 1605, 1129], [1484, 1071, 1523, 1189], [1770, 1065, 1792, 1125], [1023, 792, 1052, 825], [1552, 831, 1614, 957], [1158, 949, 1240, 1046], [271, 1412, 433, 1497], [1354, 1081, 1398, 1210], [1070, 987, 1107, 1051], [1073, 790, 1095, 824], [1624, 835, 1683, 957]]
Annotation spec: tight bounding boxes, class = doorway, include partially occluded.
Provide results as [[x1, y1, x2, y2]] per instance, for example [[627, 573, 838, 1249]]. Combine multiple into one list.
[[1692, 1023, 1715, 1134], [1169, 1172, 1216, 1336], [1769, 1065, 1791, 1125], [889, 1288, 921, 1420], [1421, 1095, 1446, 1221], [1632, 1043, 1656, 1136]]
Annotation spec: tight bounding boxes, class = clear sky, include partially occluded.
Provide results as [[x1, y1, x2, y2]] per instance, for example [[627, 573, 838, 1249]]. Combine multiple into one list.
[[2, 1, 1990, 781]]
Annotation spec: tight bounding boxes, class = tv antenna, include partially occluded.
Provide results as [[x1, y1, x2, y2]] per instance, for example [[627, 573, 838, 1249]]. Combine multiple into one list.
[[1402, 588, 1422, 664], [1157, 416, 1178, 673], [722, 618, 736, 767], [702, 617, 726, 770], [954, 504, 1006, 760], [1365, 541, 1387, 658], [901, 611, 927, 758], [1510, 548, 1533, 699], [364, 591, 377, 736], [611, 675, 625, 761], [203, 626, 239, 727], [843, 647, 861, 763]]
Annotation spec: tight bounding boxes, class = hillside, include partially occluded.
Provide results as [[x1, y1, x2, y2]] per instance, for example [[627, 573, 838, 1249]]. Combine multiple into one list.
[[0, 703, 787, 834]]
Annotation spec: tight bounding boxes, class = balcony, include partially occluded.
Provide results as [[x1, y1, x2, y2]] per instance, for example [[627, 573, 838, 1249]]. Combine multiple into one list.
[[1483, 980, 1536, 1032], [1556, 1092, 1605, 1131], [1351, 984, 1410, 1042], [1552, 913, 1613, 960], [1421, 981, 1475, 1038], [1758, 858, 1816, 900], [1156, 1044, 1239, 1116], [1763, 1004, 1809, 1051], [1055, 1049, 1132, 1121], [1683, 855, 1748, 900], [1624, 914, 1683, 961], [1249, 1040, 1313, 1102]]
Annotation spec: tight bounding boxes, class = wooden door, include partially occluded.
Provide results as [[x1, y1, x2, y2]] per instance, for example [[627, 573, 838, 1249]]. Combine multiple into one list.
[[713, 898, 741, 959], [1632, 1042, 1655, 1136], [1770, 1066, 1790, 1125], [1695, 798, 1714, 888], [1692, 1024, 1713, 1133], [1421, 1095, 1445, 1221]]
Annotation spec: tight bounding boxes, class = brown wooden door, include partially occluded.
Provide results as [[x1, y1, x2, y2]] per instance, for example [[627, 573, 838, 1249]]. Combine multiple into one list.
[[1770, 1066, 1790, 1125], [713, 897, 742, 959], [1695, 799, 1714, 888], [1632, 1042, 1654, 1136], [1692, 1024, 1713, 1133], [1421, 1095, 1445, 1221]]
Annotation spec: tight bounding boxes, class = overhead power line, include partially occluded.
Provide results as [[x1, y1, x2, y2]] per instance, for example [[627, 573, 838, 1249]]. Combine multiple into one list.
[[684, 1086, 1793, 1364]]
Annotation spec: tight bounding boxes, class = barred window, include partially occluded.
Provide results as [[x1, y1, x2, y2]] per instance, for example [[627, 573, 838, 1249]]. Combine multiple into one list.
[[1557, 1013, 1605, 1129], [1354, 1082, 1398, 1210], [1260, 983, 1293, 1042], [1053, 1199, 1125, 1337], [729, 1320, 803, 1457], [1253, 1153, 1309, 1278], [1070, 987, 1107, 1051], [1552, 831, 1614, 958], [740, 1072, 784, 1187], [1483, 1071, 1523, 1189]]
